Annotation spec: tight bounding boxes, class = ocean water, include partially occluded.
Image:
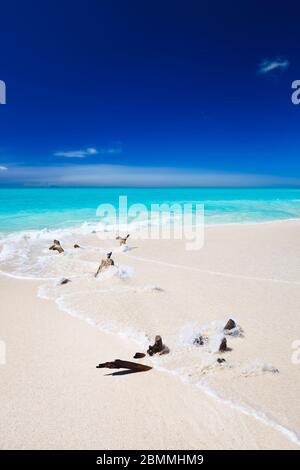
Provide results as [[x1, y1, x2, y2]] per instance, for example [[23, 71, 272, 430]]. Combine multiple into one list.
[[0, 187, 300, 232]]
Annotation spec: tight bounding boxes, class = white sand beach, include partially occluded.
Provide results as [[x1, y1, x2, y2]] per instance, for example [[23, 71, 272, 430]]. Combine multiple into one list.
[[0, 220, 300, 449]]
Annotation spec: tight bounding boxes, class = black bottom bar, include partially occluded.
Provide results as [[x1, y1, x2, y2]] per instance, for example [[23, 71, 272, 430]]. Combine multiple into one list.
[[0, 450, 296, 467]]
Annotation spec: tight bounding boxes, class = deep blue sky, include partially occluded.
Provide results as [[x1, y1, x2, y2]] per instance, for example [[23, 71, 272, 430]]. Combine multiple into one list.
[[0, 0, 300, 186]]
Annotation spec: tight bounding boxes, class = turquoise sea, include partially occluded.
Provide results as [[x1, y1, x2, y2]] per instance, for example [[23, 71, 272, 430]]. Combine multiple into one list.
[[1, 187, 300, 232]]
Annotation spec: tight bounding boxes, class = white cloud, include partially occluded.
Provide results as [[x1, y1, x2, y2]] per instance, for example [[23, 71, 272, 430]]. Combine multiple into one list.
[[54, 144, 122, 158], [0, 165, 8, 171], [0, 164, 299, 187], [54, 147, 98, 158], [258, 58, 289, 74]]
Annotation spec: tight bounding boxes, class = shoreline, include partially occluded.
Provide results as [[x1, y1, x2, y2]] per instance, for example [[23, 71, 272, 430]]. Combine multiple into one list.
[[1, 214, 300, 238]]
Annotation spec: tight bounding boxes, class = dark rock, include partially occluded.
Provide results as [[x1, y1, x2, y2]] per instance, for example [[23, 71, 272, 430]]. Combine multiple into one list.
[[133, 352, 146, 359], [193, 336, 204, 346], [59, 278, 71, 285], [224, 319, 236, 331], [219, 337, 227, 352], [147, 335, 169, 356], [74, 244, 81, 248], [147, 335, 163, 356], [217, 358, 226, 364]]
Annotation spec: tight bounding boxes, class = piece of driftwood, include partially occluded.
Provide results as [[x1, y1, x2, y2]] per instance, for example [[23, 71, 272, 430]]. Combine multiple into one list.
[[49, 245, 64, 253], [74, 244, 81, 248], [219, 337, 228, 352], [147, 335, 169, 356], [224, 319, 236, 331], [116, 234, 130, 246], [96, 359, 152, 372], [133, 352, 146, 359], [94, 252, 115, 277], [59, 278, 71, 285], [49, 240, 64, 253]]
